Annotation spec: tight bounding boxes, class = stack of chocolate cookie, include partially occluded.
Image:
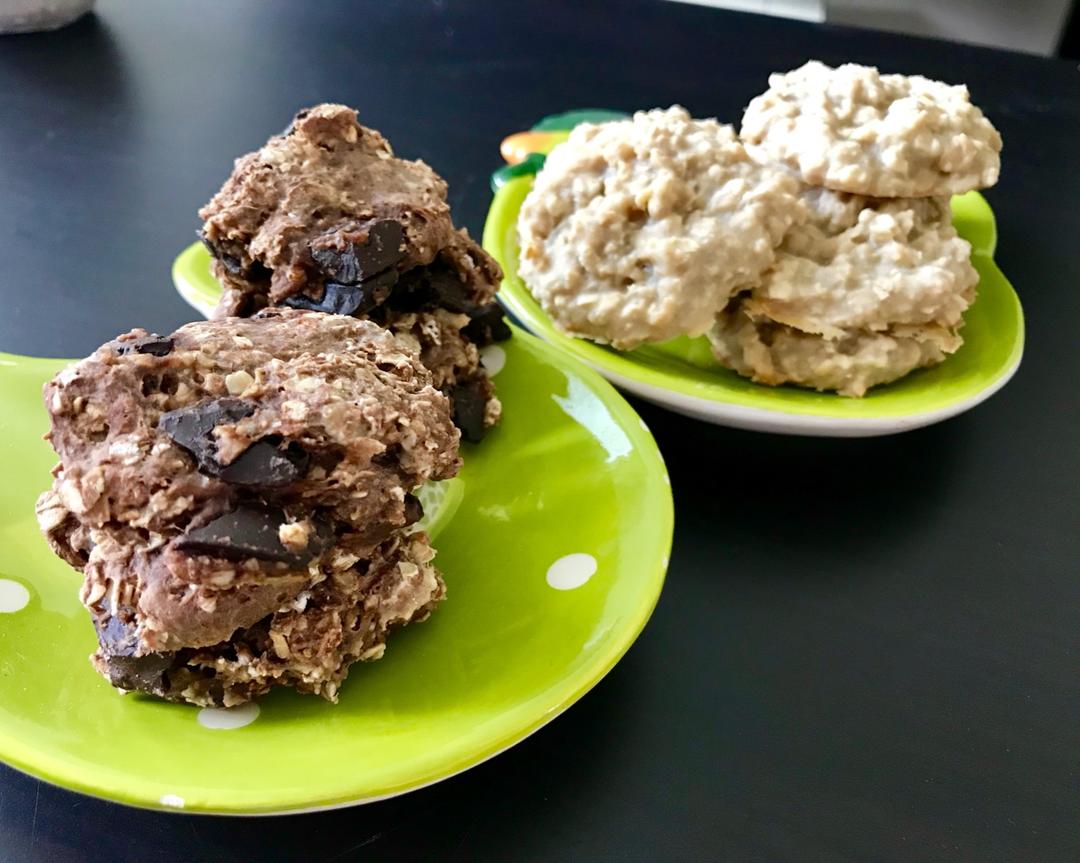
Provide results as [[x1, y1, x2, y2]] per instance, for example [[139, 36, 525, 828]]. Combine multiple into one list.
[[199, 103, 509, 441], [37, 310, 461, 706]]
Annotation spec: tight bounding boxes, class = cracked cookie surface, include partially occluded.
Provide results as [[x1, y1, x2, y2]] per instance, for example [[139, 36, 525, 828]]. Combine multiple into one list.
[[37, 309, 460, 704], [741, 61, 1001, 197], [517, 106, 801, 349], [199, 103, 508, 438]]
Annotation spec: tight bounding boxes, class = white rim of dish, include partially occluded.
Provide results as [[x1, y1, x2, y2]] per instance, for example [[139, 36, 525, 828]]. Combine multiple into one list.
[[3, 701, 570, 817], [558, 341, 1024, 437]]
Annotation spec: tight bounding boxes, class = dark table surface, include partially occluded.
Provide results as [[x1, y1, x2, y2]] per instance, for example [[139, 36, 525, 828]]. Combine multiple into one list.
[[2, 1, 1079, 860]]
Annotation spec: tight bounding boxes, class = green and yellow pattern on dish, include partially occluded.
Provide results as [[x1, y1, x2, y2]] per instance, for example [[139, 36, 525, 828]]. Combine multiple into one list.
[[0, 305, 671, 812]]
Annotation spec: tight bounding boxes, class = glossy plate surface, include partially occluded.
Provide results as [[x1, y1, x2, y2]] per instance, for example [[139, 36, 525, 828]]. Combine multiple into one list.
[[0, 271, 672, 812], [484, 177, 1024, 436]]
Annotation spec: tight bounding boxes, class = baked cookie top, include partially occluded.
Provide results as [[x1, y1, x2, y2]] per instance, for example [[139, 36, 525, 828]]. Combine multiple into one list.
[[741, 61, 1002, 197], [199, 103, 457, 309], [42, 309, 460, 542], [744, 188, 978, 338], [517, 105, 801, 349]]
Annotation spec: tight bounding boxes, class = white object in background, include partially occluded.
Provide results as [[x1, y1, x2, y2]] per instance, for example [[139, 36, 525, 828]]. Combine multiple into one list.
[[0, 0, 94, 34], [665, 0, 825, 23], [827, 0, 1072, 57]]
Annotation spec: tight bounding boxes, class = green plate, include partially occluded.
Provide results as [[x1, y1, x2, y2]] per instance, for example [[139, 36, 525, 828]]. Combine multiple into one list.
[[0, 276, 672, 812], [484, 176, 1025, 436]]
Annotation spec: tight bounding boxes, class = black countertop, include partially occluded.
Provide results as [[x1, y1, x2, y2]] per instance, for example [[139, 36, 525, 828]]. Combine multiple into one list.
[[1, 1, 1078, 860]]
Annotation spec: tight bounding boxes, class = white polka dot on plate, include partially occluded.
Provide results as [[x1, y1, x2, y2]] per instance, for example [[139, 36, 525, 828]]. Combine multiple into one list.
[[546, 553, 597, 590], [0, 579, 30, 613], [159, 794, 186, 809], [480, 345, 506, 377], [197, 702, 260, 730]]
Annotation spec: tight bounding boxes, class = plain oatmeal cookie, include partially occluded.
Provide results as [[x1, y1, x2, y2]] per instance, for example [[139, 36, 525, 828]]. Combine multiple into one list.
[[741, 61, 1002, 197], [709, 301, 962, 397], [36, 309, 460, 705], [517, 106, 802, 349], [744, 189, 978, 338]]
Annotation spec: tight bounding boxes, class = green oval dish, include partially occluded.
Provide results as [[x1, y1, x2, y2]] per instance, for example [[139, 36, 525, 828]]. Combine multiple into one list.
[[484, 175, 1025, 436], [0, 262, 673, 813]]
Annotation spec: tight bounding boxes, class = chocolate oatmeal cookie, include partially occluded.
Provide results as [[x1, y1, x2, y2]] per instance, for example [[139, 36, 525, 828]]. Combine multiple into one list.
[[36, 309, 460, 705], [199, 103, 509, 441], [88, 531, 445, 707]]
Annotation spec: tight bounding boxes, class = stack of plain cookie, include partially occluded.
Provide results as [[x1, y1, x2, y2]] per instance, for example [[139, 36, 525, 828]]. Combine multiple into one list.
[[711, 61, 1002, 396], [518, 61, 1002, 397]]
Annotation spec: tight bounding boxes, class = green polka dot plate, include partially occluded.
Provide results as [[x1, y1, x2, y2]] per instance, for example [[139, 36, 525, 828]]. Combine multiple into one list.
[[0, 251, 671, 813]]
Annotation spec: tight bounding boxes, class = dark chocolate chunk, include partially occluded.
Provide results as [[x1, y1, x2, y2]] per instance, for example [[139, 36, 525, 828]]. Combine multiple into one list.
[[94, 611, 176, 693], [283, 268, 398, 317], [388, 263, 476, 315], [463, 302, 512, 346], [218, 252, 245, 275], [96, 611, 140, 657], [200, 233, 269, 281], [174, 504, 323, 565], [351, 268, 399, 311], [310, 220, 405, 284], [404, 493, 424, 526], [450, 379, 489, 443], [102, 652, 176, 694], [160, 398, 306, 485], [218, 440, 309, 487], [159, 398, 256, 473], [114, 334, 174, 357], [200, 234, 245, 275], [425, 270, 476, 314]]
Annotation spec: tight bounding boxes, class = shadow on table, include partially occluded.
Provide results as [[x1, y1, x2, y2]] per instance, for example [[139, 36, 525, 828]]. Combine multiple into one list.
[[203, 652, 638, 859], [635, 394, 969, 574]]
